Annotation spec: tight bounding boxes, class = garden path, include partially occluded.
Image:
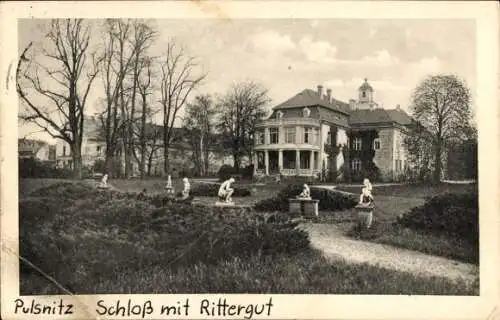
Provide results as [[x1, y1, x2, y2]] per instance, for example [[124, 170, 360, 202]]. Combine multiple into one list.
[[300, 223, 479, 284]]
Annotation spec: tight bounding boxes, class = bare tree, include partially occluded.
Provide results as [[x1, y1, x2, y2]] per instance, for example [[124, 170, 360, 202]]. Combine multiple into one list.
[[410, 74, 472, 182], [17, 19, 101, 179], [158, 41, 206, 175], [217, 81, 270, 171], [183, 94, 217, 176], [99, 19, 156, 178]]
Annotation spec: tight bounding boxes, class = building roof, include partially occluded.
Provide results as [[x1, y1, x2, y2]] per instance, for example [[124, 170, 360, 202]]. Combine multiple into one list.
[[349, 108, 413, 126], [274, 89, 350, 115], [18, 138, 48, 155]]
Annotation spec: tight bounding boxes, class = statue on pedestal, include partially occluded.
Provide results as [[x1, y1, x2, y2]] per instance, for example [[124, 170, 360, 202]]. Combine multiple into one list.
[[297, 184, 311, 200], [356, 178, 374, 229], [181, 177, 190, 199], [98, 174, 109, 189], [359, 178, 374, 205], [165, 175, 175, 195], [217, 177, 235, 204]]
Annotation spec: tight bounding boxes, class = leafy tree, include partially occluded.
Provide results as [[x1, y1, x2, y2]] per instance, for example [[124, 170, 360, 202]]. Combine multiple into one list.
[[183, 94, 217, 176], [217, 81, 270, 171], [409, 74, 473, 182]]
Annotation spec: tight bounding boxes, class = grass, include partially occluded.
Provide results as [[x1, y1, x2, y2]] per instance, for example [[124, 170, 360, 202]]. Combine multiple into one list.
[[21, 248, 477, 295], [330, 183, 479, 265], [18, 178, 478, 295]]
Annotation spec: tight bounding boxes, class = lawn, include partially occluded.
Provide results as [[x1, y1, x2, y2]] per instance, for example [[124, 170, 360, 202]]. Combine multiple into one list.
[[330, 182, 479, 264], [18, 178, 477, 295]]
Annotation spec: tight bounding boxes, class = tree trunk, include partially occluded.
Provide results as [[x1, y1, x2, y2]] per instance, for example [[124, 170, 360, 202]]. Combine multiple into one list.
[[71, 146, 83, 180], [140, 95, 146, 179], [434, 141, 442, 183]]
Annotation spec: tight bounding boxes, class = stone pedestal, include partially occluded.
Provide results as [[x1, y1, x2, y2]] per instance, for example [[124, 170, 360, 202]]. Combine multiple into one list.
[[288, 198, 320, 217], [215, 201, 235, 207], [356, 204, 374, 229]]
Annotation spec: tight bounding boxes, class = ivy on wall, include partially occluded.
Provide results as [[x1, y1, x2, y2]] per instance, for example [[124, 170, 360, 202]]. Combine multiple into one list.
[[349, 130, 381, 182]]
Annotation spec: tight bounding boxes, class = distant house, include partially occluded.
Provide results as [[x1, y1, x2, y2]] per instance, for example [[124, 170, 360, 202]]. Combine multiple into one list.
[[18, 138, 55, 165], [254, 79, 413, 182], [55, 116, 239, 177], [55, 116, 105, 169]]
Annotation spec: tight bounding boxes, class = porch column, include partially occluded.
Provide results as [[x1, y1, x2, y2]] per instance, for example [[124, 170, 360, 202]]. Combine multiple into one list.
[[309, 150, 314, 173], [278, 149, 283, 171], [296, 150, 300, 175], [253, 152, 258, 175], [264, 150, 269, 175]]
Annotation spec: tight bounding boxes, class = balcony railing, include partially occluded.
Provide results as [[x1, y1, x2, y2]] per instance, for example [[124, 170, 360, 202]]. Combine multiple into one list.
[[256, 117, 320, 128]]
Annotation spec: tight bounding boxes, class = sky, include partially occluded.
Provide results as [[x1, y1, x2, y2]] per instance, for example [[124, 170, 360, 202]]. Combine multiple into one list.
[[18, 18, 476, 143]]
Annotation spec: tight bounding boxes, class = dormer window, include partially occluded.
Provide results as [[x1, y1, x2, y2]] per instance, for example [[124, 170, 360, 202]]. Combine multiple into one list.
[[302, 107, 311, 117]]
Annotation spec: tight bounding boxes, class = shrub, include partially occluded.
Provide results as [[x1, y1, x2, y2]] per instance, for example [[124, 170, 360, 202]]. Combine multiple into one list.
[[19, 158, 71, 179], [218, 164, 235, 182], [396, 192, 478, 246], [241, 164, 254, 180], [190, 183, 251, 197], [19, 182, 310, 292], [254, 184, 358, 212]]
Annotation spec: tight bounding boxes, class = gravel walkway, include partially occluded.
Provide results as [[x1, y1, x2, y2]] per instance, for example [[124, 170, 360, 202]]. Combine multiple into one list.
[[300, 223, 479, 284]]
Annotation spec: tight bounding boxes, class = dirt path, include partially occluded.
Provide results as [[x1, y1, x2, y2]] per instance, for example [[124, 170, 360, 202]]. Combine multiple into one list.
[[300, 223, 479, 284]]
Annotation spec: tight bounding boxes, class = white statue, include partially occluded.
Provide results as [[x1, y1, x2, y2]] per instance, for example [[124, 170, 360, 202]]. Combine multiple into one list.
[[359, 178, 374, 205], [297, 184, 311, 199], [165, 175, 174, 194], [181, 177, 190, 199], [99, 174, 109, 188], [218, 177, 235, 203]]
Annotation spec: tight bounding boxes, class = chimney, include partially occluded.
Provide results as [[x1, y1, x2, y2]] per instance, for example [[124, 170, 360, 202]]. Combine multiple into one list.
[[317, 85, 323, 98], [326, 88, 332, 102], [348, 99, 356, 110], [396, 104, 401, 110]]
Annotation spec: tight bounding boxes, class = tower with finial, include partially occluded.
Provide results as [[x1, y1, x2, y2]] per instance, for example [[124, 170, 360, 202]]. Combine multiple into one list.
[[354, 78, 378, 110], [358, 78, 374, 103]]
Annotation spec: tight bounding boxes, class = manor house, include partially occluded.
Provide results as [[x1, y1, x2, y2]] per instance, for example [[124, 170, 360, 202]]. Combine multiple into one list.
[[253, 79, 413, 182]]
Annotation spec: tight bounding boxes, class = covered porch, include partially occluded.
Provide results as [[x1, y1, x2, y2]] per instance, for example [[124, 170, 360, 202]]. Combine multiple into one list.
[[254, 149, 321, 176]]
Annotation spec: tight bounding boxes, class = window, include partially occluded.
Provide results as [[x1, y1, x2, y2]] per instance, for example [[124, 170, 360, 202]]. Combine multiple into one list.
[[257, 152, 265, 168], [285, 127, 296, 144], [373, 138, 381, 150], [62, 146, 66, 156], [303, 107, 311, 117], [313, 128, 320, 145], [276, 111, 283, 119], [303, 127, 312, 144], [270, 128, 279, 144], [395, 159, 402, 172], [362, 91, 366, 98], [97, 145, 102, 153], [351, 159, 361, 172], [353, 137, 362, 150], [255, 130, 265, 145]]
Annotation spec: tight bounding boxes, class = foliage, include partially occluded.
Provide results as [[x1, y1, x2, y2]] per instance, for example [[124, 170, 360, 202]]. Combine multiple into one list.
[[254, 184, 358, 212], [19, 158, 72, 179], [216, 81, 270, 170], [218, 164, 236, 182], [189, 183, 251, 197], [19, 182, 310, 293], [349, 130, 381, 182], [241, 164, 254, 180], [409, 74, 473, 182]]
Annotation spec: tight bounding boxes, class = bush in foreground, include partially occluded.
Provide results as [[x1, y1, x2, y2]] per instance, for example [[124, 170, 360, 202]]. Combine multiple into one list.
[[189, 183, 251, 197], [19, 182, 306, 292], [396, 192, 478, 246], [254, 184, 357, 212]]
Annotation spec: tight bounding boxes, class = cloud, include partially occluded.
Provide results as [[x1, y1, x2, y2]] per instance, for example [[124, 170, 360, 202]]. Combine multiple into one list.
[[298, 35, 338, 63], [362, 50, 400, 67], [248, 30, 296, 53]]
